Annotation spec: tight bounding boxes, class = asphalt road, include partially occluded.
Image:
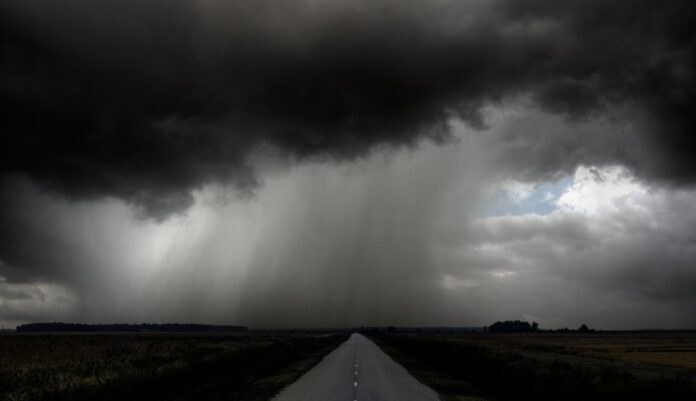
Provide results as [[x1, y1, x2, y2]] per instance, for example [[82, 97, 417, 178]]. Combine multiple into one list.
[[272, 333, 440, 401]]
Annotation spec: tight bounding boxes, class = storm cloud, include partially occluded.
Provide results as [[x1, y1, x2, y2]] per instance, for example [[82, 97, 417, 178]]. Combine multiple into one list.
[[1, 0, 696, 329], [1, 0, 695, 217]]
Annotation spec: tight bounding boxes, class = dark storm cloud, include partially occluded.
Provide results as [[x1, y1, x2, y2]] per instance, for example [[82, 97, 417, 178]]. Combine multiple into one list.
[[0, 178, 81, 283], [1, 0, 695, 217], [501, 0, 696, 183]]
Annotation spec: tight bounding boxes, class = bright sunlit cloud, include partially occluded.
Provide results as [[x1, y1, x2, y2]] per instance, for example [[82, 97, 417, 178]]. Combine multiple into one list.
[[557, 166, 648, 215]]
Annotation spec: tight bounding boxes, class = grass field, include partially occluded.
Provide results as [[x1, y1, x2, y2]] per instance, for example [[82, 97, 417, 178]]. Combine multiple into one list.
[[371, 332, 696, 401], [465, 332, 696, 370], [0, 332, 346, 401]]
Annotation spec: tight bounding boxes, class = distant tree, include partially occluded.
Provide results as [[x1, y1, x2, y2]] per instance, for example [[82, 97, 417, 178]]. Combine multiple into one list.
[[489, 320, 532, 333], [578, 324, 589, 332], [531, 322, 539, 331], [15, 322, 247, 333], [387, 326, 396, 333]]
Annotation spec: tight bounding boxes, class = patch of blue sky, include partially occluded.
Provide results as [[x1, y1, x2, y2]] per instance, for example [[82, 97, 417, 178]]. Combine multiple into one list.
[[479, 176, 573, 217]]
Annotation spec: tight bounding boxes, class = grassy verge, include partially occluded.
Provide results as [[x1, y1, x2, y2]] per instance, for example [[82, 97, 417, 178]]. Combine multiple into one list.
[[0, 333, 347, 401], [370, 334, 696, 401]]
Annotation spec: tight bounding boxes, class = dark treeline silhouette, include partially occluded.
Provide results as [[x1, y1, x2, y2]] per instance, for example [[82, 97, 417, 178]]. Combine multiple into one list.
[[16, 322, 247, 333], [555, 324, 596, 333], [487, 321, 601, 333], [488, 320, 538, 333]]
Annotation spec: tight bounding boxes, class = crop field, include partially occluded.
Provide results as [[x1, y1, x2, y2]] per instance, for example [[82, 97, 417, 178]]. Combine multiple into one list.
[[0, 333, 346, 401], [372, 332, 696, 401], [464, 333, 696, 370]]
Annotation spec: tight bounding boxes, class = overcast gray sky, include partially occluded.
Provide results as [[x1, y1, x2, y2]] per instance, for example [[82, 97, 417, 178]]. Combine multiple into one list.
[[1, 0, 695, 329]]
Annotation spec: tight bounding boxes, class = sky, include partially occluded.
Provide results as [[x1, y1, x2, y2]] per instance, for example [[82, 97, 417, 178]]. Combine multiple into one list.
[[1, 0, 695, 329]]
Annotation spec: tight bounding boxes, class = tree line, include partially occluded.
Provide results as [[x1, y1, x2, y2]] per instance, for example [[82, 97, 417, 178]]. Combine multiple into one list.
[[487, 320, 594, 333], [16, 322, 248, 333]]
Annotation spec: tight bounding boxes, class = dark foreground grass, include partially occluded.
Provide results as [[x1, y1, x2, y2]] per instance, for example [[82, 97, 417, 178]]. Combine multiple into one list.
[[371, 334, 696, 401], [0, 333, 346, 401]]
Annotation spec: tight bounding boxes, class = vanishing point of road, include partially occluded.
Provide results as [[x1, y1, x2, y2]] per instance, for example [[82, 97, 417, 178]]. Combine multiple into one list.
[[273, 333, 440, 401]]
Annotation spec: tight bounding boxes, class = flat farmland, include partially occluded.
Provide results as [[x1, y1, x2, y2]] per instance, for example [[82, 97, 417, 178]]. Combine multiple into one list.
[[0, 333, 346, 401], [452, 332, 696, 370], [372, 332, 696, 401]]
